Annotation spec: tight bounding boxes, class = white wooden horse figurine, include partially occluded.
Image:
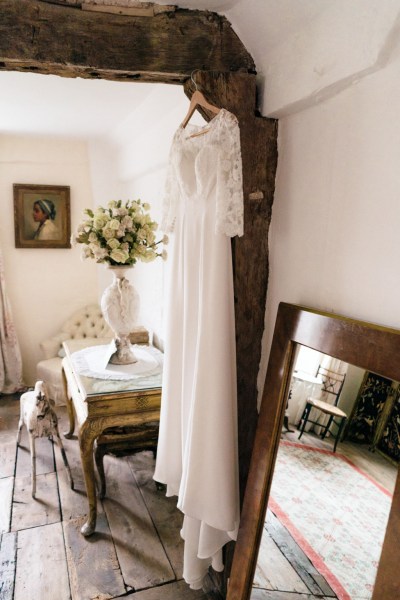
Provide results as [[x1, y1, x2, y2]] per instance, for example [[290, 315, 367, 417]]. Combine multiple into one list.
[[17, 380, 74, 497]]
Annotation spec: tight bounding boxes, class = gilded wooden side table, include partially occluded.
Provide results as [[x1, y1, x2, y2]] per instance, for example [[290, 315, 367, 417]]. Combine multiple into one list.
[[61, 338, 162, 536]]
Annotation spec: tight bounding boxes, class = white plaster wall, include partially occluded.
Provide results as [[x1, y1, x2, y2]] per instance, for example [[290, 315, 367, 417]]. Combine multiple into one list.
[[86, 138, 123, 303], [0, 135, 98, 385], [224, 0, 400, 118], [258, 43, 400, 402], [339, 365, 365, 417]]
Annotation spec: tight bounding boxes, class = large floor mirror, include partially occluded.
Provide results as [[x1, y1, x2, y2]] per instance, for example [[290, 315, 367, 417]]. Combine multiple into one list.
[[228, 303, 400, 600]]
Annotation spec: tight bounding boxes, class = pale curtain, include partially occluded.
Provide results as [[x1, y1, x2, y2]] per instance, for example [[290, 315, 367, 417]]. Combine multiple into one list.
[[0, 247, 24, 393]]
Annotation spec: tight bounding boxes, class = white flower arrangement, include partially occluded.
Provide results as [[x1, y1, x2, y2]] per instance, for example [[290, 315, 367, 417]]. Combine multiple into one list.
[[73, 199, 168, 266]]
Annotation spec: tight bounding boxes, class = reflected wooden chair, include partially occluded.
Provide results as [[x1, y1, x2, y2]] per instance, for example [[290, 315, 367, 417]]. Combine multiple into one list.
[[297, 366, 347, 452]]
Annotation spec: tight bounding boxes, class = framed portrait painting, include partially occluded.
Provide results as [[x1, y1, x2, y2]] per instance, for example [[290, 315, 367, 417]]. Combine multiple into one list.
[[13, 184, 71, 249]]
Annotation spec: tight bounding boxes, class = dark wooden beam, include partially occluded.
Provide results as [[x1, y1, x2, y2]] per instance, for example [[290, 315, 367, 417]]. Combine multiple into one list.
[[0, 0, 255, 83], [185, 71, 278, 504]]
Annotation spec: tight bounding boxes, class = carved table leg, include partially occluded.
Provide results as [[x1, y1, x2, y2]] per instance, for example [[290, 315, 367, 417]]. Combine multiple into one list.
[[79, 420, 102, 536], [62, 368, 75, 439], [95, 443, 107, 500]]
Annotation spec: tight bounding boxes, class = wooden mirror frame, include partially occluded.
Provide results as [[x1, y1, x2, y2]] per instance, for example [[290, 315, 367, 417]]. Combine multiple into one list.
[[227, 302, 400, 600]]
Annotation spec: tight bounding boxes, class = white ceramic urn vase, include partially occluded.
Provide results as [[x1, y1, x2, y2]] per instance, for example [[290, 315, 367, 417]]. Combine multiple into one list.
[[100, 266, 140, 365]]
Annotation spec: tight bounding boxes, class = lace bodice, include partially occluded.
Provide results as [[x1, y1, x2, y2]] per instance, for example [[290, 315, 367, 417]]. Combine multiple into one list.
[[161, 108, 244, 237]]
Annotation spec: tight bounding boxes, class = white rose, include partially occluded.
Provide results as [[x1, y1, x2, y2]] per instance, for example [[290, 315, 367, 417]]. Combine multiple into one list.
[[103, 228, 115, 240], [93, 216, 108, 229], [107, 238, 120, 249], [88, 232, 98, 243], [110, 248, 129, 263], [140, 249, 157, 263], [109, 219, 120, 230], [92, 247, 109, 261], [121, 215, 133, 229], [147, 231, 156, 245], [81, 247, 92, 261]]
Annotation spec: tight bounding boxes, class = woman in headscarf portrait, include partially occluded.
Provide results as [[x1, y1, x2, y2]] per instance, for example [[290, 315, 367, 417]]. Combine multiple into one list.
[[32, 199, 61, 241]]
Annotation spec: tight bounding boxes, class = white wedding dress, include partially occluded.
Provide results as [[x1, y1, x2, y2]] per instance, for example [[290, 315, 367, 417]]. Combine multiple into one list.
[[154, 108, 243, 589]]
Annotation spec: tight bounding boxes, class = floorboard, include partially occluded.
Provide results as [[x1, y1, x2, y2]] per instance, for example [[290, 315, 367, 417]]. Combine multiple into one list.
[[0, 531, 16, 600], [128, 452, 185, 579], [0, 478, 13, 534], [11, 472, 60, 531], [15, 428, 55, 479], [254, 529, 309, 594], [14, 523, 70, 600], [103, 455, 175, 591], [64, 514, 126, 600], [265, 511, 335, 597], [0, 442, 17, 479], [1, 394, 397, 600], [123, 579, 208, 599]]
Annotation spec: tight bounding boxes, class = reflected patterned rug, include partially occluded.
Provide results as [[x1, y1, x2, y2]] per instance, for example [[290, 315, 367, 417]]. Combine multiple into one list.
[[269, 441, 392, 600]]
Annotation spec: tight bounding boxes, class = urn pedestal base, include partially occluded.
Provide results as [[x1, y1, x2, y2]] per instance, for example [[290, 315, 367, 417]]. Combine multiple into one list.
[[100, 266, 140, 365]]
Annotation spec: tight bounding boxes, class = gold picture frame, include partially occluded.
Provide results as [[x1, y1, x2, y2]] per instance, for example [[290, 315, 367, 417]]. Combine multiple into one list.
[[13, 183, 71, 249]]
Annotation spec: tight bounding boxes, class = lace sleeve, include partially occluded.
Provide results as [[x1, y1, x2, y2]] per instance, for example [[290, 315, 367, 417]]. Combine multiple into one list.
[[161, 137, 180, 233], [216, 111, 244, 237]]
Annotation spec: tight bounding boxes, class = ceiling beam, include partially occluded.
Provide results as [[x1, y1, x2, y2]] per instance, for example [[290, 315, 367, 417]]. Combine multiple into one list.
[[0, 0, 255, 84]]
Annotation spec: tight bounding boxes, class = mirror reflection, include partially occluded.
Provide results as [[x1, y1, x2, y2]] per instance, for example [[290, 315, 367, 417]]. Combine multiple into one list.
[[252, 345, 397, 600]]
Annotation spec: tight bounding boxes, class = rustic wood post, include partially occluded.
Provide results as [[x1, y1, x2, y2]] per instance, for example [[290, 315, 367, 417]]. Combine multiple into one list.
[[184, 72, 277, 596], [184, 71, 278, 503]]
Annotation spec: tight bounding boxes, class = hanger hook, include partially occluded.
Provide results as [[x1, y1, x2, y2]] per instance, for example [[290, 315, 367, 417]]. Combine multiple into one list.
[[190, 69, 200, 90]]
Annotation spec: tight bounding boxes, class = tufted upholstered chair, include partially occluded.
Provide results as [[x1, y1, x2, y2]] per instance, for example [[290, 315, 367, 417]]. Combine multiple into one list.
[[36, 304, 113, 406]]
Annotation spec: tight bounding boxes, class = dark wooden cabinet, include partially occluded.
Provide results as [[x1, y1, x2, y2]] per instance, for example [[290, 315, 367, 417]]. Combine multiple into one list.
[[345, 371, 400, 463]]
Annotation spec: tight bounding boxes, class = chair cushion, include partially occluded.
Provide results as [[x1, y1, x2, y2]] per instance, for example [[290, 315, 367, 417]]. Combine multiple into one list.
[[61, 304, 112, 340], [307, 397, 347, 418]]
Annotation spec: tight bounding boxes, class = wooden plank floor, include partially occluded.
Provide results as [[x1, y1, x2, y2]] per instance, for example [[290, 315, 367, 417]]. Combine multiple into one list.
[[0, 394, 207, 600], [1, 394, 397, 600]]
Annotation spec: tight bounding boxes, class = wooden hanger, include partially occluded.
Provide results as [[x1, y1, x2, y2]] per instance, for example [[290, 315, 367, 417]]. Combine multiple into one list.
[[181, 89, 221, 129]]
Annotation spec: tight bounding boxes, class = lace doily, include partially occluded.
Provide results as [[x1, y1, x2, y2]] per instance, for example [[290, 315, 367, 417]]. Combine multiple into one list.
[[71, 343, 163, 381]]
